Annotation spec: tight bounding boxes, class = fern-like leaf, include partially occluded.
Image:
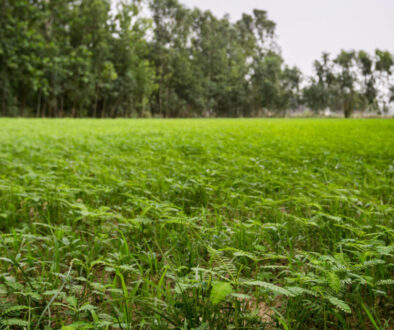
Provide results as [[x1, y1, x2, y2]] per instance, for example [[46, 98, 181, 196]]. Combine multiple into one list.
[[376, 279, 394, 286], [327, 296, 351, 313], [3, 305, 30, 314], [327, 272, 341, 293], [286, 286, 318, 297], [242, 280, 294, 297], [352, 259, 385, 271], [1, 318, 30, 327]]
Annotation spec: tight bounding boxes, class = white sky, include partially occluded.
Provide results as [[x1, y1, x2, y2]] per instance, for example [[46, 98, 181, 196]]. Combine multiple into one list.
[[180, 0, 394, 76]]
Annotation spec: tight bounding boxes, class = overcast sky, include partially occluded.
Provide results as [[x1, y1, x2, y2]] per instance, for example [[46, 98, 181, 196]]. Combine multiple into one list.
[[180, 0, 394, 76]]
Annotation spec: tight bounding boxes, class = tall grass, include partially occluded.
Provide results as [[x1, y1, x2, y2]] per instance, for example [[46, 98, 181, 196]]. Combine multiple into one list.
[[0, 119, 393, 329]]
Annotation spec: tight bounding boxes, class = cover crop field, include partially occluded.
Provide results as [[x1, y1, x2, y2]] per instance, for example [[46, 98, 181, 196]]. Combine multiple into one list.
[[0, 119, 393, 329]]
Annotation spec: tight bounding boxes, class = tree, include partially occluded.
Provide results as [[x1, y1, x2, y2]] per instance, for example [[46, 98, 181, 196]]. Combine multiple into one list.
[[0, 0, 49, 116], [375, 50, 394, 114], [3, 0, 390, 118], [334, 50, 358, 118], [303, 52, 341, 114], [356, 50, 377, 112], [108, 0, 155, 117], [281, 66, 302, 112]]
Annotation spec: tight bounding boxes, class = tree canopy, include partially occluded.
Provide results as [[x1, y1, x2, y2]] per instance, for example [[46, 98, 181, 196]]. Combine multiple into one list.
[[0, 0, 393, 117]]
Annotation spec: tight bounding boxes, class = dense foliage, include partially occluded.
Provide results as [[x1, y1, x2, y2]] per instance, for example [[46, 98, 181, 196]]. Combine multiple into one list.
[[0, 119, 393, 328], [303, 50, 394, 117], [1, 0, 393, 118]]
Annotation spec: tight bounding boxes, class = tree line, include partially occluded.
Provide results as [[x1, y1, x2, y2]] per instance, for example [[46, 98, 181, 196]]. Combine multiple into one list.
[[1, 0, 393, 118]]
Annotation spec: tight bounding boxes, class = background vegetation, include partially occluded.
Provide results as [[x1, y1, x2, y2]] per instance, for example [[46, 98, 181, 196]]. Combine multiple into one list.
[[0, 119, 393, 328], [1, 0, 393, 118]]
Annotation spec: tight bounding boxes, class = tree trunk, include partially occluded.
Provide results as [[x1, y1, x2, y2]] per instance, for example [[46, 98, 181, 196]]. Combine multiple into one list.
[[343, 97, 352, 118], [20, 91, 26, 117], [93, 87, 98, 118], [36, 90, 42, 117], [53, 98, 59, 118], [71, 102, 76, 118], [159, 83, 163, 117], [41, 98, 46, 117], [2, 89, 7, 117], [110, 105, 116, 118], [101, 98, 107, 118], [20, 103, 25, 117], [48, 101, 53, 118], [59, 95, 64, 117]]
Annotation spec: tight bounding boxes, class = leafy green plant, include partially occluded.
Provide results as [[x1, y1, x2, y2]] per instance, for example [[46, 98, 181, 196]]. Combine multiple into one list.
[[0, 118, 392, 328]]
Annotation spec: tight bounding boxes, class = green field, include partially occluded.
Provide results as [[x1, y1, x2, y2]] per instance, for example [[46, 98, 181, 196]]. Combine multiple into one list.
[[0, 119, 393, 329]]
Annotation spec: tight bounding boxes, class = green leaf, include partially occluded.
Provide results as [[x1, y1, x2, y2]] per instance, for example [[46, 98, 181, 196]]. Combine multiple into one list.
[[61, 322, 94, 329], [376, 279, 394, 286], [361, 302, 379, 330], [327, 272, 341, 294], [3, 305, 30, 314], [242, 280, 294, 297], [286, 286, 318, 297], [210, 281, 233, 305], [66, 296, 77, 308], [78, 304, 96, 312], [1, 318, 30, 327], [327, 296, 351, 313], [352, 259, 385, 271]]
